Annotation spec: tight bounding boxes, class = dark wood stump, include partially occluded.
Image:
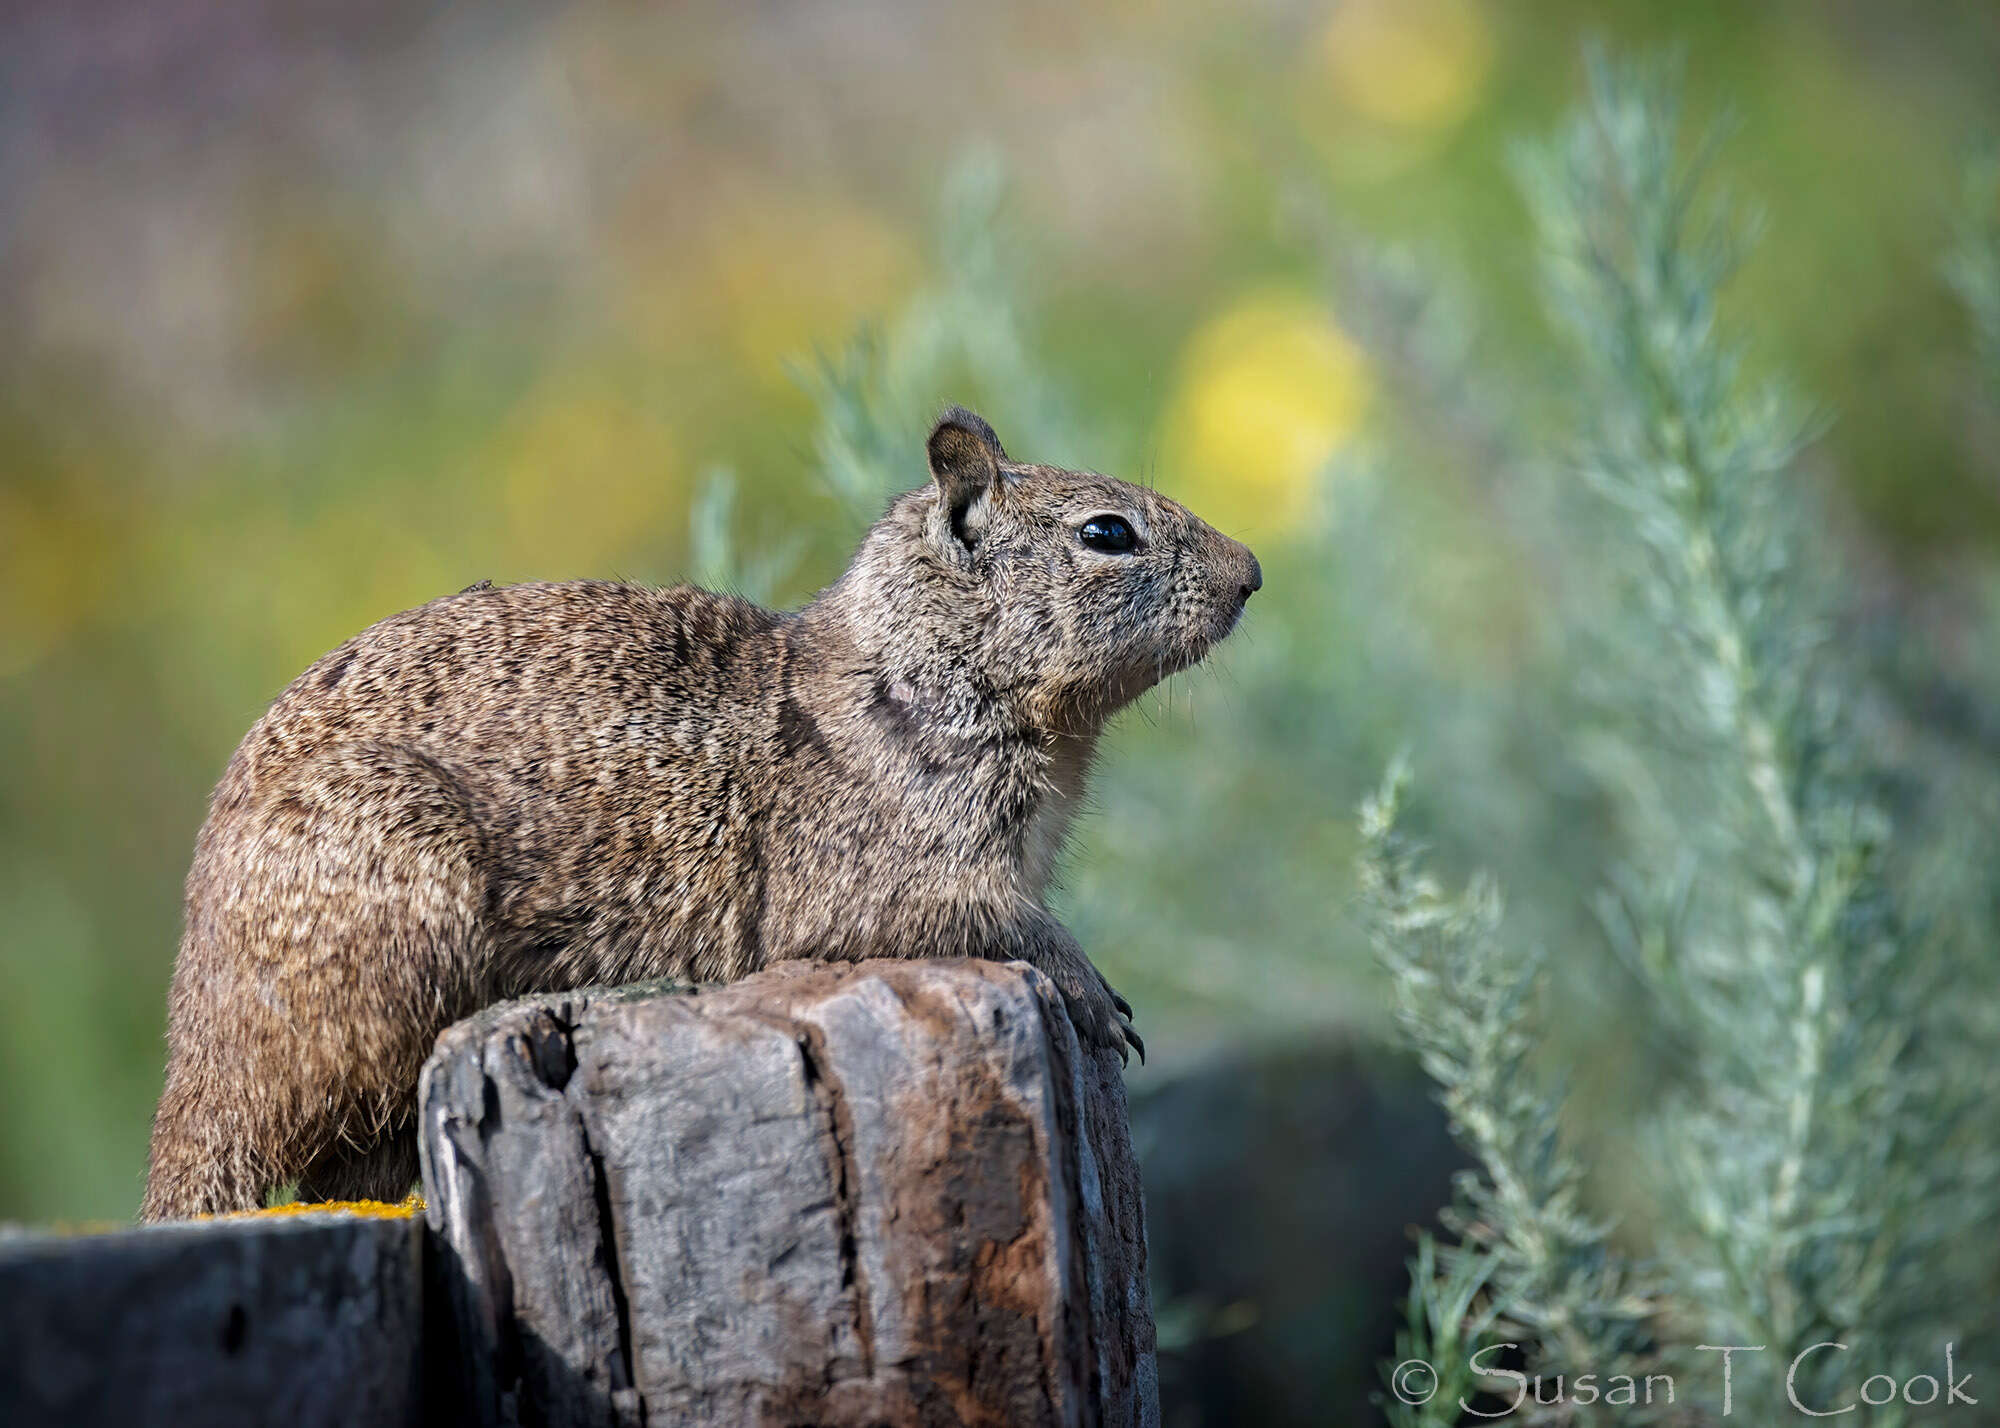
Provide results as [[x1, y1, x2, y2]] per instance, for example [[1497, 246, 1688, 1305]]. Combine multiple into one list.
[[419, 959, 1158, 1427], [0, 1212, 424, 1428]]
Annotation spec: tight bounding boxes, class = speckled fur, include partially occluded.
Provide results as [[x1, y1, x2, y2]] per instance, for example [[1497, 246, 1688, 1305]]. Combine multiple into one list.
[[141, 409, 1261, 1220]]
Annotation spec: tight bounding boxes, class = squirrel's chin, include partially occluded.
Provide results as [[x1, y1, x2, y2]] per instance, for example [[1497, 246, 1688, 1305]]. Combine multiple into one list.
[[1150, 634, 1219, 685], [1183, 601, 1246, 665], [1099, 612, 1243, 713]]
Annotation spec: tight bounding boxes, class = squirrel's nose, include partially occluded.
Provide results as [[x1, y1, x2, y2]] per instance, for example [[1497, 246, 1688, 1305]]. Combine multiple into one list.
[[1239, 553, 1263, 602]]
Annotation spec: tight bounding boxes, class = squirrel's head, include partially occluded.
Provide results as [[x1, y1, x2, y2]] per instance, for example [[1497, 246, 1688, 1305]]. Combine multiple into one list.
[[829, 406, 1263, 735]]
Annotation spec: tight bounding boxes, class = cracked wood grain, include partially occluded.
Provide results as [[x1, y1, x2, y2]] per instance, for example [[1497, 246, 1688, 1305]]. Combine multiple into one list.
[[419, 960, 1158, 1427]]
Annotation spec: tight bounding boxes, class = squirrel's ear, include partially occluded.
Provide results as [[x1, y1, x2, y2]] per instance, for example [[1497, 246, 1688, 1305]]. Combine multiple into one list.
[[927, 406, 1005, 547]]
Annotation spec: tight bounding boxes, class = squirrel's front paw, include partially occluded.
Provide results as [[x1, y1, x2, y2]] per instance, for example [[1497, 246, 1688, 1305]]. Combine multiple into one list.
[[1058, 975, 1145, 1066]]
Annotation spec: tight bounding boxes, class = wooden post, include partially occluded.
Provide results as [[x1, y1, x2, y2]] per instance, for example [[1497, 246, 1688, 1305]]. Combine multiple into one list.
[[419, 959, 1159, 1427], [0, 1212, 425, 1428]]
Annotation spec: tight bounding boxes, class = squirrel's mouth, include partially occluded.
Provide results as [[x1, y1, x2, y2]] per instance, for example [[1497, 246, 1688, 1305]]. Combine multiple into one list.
[[1204, 591, 1250, 650], [1096, 599, 1249, 718], [1157, 604, 1243, 681]]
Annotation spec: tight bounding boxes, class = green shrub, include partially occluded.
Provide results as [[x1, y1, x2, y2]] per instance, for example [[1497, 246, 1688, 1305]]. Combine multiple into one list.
[[1364, 53, 2000, 1426]]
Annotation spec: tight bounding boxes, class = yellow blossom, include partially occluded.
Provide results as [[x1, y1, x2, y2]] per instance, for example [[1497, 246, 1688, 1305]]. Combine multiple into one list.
[[1159, 290, 1371, 540]]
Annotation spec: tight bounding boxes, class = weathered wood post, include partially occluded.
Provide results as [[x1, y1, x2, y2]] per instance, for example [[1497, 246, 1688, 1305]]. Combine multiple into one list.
[[0, 1212, 426, 1427], [419, 958, 1158, 1426]]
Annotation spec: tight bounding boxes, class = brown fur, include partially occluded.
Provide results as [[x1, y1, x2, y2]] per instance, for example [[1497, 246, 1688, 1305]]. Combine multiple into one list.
[[141, 408, 1262, 1220]]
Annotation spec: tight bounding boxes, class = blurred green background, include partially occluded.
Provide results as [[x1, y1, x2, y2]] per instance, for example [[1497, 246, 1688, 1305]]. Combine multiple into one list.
[[4, 4, 1999, 1406]]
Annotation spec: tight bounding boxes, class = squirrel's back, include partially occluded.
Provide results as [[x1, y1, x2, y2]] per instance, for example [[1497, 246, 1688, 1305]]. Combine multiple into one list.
[[215, 579, 784, 820]]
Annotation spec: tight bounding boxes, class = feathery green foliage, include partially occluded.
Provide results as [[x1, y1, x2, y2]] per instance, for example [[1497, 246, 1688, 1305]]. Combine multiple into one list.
[[1361, 761, 1655, 1426], [1369, 52, 2000, 1424]]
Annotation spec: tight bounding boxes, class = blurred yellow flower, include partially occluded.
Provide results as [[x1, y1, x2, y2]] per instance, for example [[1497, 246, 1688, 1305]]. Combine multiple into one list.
[[1320, 0, 1494, 133], [1160, 291, 1370, 541]]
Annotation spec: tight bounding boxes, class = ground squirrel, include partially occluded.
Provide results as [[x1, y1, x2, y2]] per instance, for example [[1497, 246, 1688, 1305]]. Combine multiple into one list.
[[141, 408, 1262, 1220]]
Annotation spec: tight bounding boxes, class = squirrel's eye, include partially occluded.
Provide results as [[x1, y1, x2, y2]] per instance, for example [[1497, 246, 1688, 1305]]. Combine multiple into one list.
[[1079, 515, 1138, 554]]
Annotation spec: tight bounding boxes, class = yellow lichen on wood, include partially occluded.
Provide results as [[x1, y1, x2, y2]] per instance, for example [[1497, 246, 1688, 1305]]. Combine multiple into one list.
[[201, 1192, 424, 1221]]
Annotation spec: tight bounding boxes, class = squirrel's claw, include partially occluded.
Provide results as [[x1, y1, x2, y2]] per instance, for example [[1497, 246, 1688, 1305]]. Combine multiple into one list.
[[1122, 1023, 1146, 1065], [1105, 984, 1143, 1064]]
